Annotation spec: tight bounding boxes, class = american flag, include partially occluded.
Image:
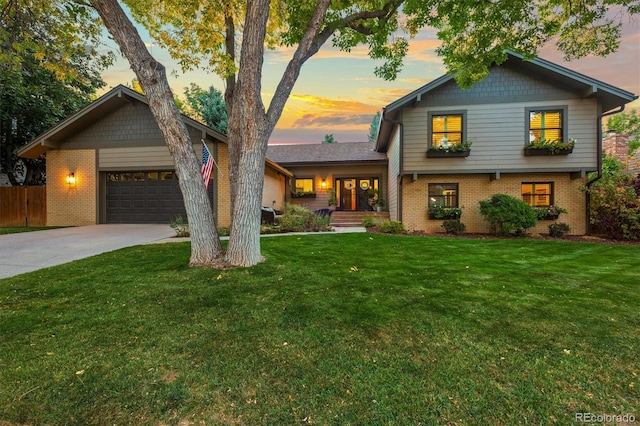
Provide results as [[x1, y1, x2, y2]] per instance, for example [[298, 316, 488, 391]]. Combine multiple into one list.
[[201, 143, 214, 190]]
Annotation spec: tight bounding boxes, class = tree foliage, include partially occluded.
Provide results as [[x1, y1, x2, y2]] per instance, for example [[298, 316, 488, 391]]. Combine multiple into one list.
[[322, 134, 336, 144], [182, 84, 227, 134], [368, 111, 380, 143], [0, 0, 113, 84], [0, 0, 109, 184]]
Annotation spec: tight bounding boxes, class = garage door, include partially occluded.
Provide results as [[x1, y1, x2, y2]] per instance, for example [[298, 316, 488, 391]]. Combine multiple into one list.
[[106, 171, 212, 224]]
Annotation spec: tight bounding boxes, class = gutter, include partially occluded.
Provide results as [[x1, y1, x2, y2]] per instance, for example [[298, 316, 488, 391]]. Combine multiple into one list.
[[380, 111, 404, 222], [585, 105, 625, 234]]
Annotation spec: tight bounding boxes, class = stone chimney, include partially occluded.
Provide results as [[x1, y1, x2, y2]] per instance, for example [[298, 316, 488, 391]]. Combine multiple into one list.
[[602, 132, 629, 163]]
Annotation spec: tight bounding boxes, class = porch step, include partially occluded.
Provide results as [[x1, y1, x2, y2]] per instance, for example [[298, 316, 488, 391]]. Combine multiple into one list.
[[331, 211, 389, 227]]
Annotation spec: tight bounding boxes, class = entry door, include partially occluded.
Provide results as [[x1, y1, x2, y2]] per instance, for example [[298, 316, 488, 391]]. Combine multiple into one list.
[[336, 178, 378, 211]]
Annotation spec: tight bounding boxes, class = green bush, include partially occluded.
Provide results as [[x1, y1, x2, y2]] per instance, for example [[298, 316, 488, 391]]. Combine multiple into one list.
[[548, 222, 570, 237], [442, 219, 466, 235], [170, 217, 190, 237], [586, 173, 640, 240], [362, 216, 384, 228], [479, 194, 538, 236], [272, 204, 331, 233], [378, 220, 405, 234]]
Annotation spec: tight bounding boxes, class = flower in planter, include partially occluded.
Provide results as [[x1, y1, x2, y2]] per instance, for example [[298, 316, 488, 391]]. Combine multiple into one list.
[[533, 205, 567, 220], [526, 138, 576, 154], [428, 140, 472, 152], [428, 205, 462, 219]]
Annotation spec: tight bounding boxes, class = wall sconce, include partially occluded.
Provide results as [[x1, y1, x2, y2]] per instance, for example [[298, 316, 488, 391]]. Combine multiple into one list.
[[66, 172, 76, 186], [321, 179, 327, 189]]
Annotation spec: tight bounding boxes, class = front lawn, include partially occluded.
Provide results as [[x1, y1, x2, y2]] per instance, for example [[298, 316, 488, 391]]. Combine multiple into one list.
[[0, 234, 638, 425]]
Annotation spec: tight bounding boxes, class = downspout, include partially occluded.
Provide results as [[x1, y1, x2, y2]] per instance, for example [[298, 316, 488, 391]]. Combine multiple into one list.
[[381, 110, 403, 223], [585, 105, 625, 234]]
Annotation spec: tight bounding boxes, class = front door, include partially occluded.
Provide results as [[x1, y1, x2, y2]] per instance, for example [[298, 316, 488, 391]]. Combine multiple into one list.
[[336, 178, 379, 211]]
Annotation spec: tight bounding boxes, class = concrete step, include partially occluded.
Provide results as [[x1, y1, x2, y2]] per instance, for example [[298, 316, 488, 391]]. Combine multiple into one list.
[[331, 211, 389, 227]]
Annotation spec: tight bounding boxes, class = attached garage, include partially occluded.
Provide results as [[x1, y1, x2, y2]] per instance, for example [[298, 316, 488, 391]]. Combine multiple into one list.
[[105, 171, 214, 224], [17, 85, 230, 227]]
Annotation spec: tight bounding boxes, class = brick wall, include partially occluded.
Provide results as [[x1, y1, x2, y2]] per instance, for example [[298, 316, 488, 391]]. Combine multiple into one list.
[[215, 143, 231, 228], [603, 133, 629, 162], [47, 150, 97, 226], [402, 172, 587, 235]]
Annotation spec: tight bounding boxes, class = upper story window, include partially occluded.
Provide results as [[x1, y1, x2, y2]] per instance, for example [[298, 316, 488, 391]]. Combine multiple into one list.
[[429, 112, 465, 149], [526, 107, 568, 143], [522, 182, 553, 207], [294, 178, 314, 193]]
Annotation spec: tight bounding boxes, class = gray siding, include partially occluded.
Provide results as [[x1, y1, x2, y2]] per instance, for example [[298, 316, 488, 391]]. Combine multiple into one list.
[[61, 102, 208, 150], [387, 126, 400, 221], [402, 67, 598, 174]]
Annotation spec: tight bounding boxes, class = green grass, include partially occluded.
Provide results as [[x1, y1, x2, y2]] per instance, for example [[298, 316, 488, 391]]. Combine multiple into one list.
[[1, 234, 638, 425], [0, 226, 66, 235]]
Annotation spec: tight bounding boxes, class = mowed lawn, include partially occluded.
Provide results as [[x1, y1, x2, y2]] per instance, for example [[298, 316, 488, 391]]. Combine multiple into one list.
[[0, 233, 638, 425]]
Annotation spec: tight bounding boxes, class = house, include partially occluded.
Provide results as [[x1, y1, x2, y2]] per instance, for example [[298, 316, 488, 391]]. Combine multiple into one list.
[[266, 142, 388, 211], [17, 85, 292, 227], [374, 51, 638, 235]]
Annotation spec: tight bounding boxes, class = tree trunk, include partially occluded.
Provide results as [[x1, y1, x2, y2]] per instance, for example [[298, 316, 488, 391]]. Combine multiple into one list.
[[91, 0, 224, 266], [223, 0, 272, 266]]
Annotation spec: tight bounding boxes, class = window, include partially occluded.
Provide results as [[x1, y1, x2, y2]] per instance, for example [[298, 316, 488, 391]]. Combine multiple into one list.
[[428, 183, 458, 207], [294, 178, 314, 193], [522, 182, 553, 207], [430, 113, 464, 149], [527, 107, 567, 143]]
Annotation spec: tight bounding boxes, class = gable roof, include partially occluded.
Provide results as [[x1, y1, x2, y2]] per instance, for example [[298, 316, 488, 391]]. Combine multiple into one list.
[[17, 85, 228, 159], [266, 142, 387, 166], [375, 51, 638, 152]]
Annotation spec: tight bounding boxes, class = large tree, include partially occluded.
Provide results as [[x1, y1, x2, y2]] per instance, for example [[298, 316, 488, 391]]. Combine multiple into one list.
[[92, 0, 637, 267], [0, 0, 111, 184], [182, 83, 228, 134]]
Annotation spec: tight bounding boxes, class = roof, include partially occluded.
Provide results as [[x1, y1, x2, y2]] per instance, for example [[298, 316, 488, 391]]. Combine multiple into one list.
[[266, 142, 387, 166], [265, 158, 293, 177], [375, 51, 638, 152], [17, 85, 228, 159]]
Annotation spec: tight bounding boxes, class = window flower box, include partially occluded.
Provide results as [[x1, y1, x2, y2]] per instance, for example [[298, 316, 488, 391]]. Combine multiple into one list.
[[525, 138, 575, 155], [428, 205, 462, 220], [291, 191, 316, 199], [533, 205, 567, 220], [427, 150, 470, 158], [427, 140, 472, 158]]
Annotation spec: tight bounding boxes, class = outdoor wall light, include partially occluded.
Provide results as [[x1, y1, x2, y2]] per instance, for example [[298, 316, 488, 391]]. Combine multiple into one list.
[[66, 172, 76, 186], [321, 179, 327, 188]]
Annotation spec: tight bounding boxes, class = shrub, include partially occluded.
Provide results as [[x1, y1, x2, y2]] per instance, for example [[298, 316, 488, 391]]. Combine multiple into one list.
[[479, 194, 538, 236], [586, 173, 640, 240], [378, 221, 405, 234], [442, 219, 466, 235], [170, 217, 190, 237], [548, 222, 570, 237], [362, 216, 384, 228], [271, 203, 331, 233]]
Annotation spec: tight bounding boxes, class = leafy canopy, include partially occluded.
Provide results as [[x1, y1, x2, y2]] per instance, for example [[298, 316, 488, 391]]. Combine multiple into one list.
[[123, 0, 638, 88], [182, 84, 228, 134]]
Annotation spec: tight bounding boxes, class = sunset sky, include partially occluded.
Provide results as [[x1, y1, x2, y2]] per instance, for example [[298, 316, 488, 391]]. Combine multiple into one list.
[[100, 13, 640, 145]]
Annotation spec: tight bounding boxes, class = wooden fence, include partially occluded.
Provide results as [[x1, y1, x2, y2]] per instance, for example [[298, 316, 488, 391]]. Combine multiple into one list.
[[0, 186, 46, 227]]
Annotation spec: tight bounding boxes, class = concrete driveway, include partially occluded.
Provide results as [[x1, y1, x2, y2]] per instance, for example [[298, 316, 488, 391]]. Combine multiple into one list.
[[0, 224, 175, 279]]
